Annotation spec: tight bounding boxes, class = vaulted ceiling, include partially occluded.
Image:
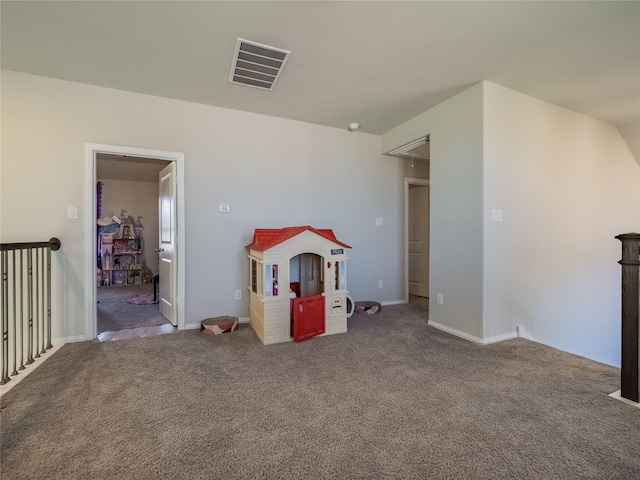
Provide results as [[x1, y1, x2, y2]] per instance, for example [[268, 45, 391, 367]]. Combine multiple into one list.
[[2, 1, 638, 136]]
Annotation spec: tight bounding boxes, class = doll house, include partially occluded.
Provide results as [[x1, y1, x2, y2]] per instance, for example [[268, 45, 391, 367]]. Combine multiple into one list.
[[246, 226, 352, 345], [97, 212, 145, 287]]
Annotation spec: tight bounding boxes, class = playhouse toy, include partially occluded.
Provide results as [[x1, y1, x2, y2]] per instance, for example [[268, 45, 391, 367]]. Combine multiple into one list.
[[246, 226, 352, 345]]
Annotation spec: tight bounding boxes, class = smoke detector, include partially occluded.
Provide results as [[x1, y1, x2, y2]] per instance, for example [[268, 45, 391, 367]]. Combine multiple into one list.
[[229, 38, 291, 91]]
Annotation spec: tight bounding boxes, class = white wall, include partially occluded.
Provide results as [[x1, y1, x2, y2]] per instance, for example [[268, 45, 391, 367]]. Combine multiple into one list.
[[383, 80, 640, 366], [5, 70, 637, 365], [1, 70, 404, 341], [403, 158, 429, 179], [483, 82, 640, 366], [383, 84, 485, 338], [617, 119, 640, 168], [97, 178, 160, 274]]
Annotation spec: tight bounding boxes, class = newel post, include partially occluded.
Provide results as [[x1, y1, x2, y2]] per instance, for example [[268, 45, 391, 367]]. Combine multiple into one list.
[[616, 233, 640, 403]]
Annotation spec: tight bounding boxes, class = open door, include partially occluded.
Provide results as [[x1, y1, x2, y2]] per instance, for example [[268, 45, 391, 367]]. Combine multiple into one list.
[[408, 183, 429, 297], [293, 294, 325, 342], [158, 163, 177, 326]]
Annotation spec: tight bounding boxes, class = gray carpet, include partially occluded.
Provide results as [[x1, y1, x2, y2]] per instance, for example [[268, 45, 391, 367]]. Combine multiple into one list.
[[1, 301, 639, 479], [97, 284, 170, 332]]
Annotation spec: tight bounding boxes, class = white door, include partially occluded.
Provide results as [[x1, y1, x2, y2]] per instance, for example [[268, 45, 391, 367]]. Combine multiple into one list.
[[158, 163, 177, 326], [408, 184, 429, 297]]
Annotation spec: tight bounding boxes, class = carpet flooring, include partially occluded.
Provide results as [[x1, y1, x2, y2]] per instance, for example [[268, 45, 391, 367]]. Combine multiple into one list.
[[97, 284, 170, 333], [1, 300, 639, 479]]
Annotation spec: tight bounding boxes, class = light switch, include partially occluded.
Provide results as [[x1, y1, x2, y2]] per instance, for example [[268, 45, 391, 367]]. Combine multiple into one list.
[[376, 218, 383, 226], [491, 209, 503, 222], [219, 204, 231, 213], [67, 207, 78, 219]]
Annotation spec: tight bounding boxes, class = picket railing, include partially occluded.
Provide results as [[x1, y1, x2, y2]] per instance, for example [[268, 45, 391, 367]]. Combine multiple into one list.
[[1, 238, 61, 385]]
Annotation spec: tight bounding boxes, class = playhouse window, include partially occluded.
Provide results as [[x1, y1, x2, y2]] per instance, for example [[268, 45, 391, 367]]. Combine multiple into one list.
[[251, 259, 258, 293], [334, 260, 346, 291], [264, 264, 279, 297]]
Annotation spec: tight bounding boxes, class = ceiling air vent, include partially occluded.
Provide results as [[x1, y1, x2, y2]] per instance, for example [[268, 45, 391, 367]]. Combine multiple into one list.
[[229, 38, 291, 91]]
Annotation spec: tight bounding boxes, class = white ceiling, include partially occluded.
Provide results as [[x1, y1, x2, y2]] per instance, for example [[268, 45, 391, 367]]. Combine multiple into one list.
[[2, 1, 638, 136], [97, 154, 168, 183]]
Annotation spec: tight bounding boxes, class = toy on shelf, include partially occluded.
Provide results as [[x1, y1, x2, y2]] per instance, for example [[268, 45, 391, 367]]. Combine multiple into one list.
[[98, 210, 144, 287]]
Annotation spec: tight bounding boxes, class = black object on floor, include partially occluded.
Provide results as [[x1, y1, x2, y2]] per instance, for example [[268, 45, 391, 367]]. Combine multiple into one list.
[[153, 274, 159, 302]]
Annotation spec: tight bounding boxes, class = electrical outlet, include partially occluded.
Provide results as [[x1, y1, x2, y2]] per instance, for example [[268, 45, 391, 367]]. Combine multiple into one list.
[[378, 280, 383, 288], [235, 289, 242, 300], [436, 293, 444, 305]]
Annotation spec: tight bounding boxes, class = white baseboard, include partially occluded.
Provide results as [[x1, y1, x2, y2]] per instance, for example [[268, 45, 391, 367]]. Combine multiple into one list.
[[482, 331, 519, 345], [52, 335, 86, 345], [381, 299, 406, 306], [428, 321, 517, 345], [609, 390, 640, 409], [428, 321, 483, 343]]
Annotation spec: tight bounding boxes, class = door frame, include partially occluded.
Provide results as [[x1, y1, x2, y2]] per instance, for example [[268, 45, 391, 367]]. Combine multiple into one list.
[[83, 143, 186, 339], [404, 177, 430, 303]]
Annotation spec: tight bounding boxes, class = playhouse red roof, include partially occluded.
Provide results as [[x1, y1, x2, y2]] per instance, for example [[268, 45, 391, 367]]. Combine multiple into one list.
[[246, 226, 352, 252]]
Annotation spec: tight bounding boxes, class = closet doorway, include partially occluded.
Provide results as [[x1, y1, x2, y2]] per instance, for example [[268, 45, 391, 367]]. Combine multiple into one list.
[[84, 144, 186, 340], [390, 136, 430, 304], [406, 179, 429, 298]]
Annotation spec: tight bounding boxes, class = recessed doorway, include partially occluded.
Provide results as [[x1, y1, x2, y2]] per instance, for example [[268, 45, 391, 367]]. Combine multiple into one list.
[[407, 179, 429, 298], [390, 135, 430, 304]]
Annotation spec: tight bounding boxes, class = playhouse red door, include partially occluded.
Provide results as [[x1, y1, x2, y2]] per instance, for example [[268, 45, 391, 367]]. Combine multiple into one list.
[[293, 294, 325, 342]]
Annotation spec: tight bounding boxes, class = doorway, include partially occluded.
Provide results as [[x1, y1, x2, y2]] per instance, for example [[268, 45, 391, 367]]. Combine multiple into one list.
[[391, 135, 430, 304], [289, 253, 325, 341], [83, 144, 186, 340], [95, 155, 170, 336], [406, 179, 429, 299]]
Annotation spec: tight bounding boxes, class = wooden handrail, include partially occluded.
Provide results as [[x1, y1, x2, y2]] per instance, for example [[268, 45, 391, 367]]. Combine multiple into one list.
[[1, 237, 61, 252]]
